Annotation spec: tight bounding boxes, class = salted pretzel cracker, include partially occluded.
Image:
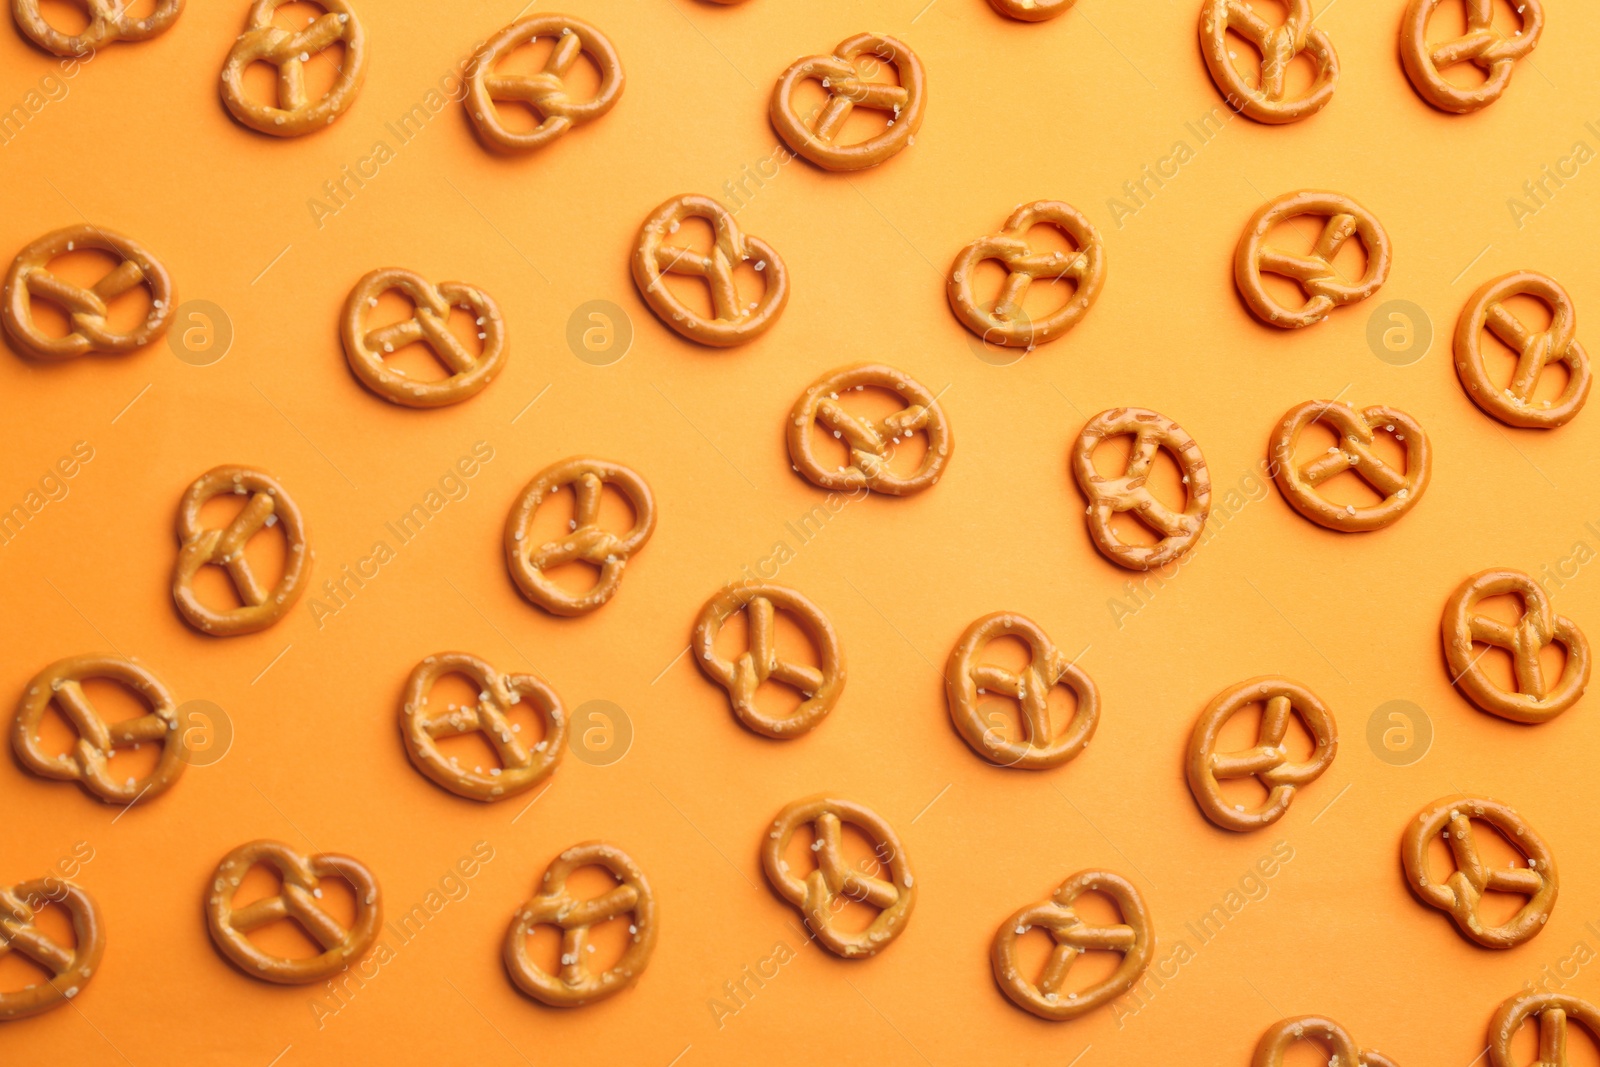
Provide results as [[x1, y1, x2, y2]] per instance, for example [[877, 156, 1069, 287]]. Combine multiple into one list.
[[466, 15, 624, 152], [1269, 399, 1431, 532], [693, 583, 844, 739], [945, 612, 1098, 769], [1402, 0, 1543, 114], [762, 795, 914, 958], [989, 0, 1075, 21], [1489, 991, 1600, 1067], [1201, 0, 1338, 124], [1454, 271, 1591, 429], [12, 0, 182, 57], [205, 839, 382, 984], [220, 0, 367, 137], [13, 654, 186, 804], [1071, 407, 1211, 571], [770, 33, 926, 171], [3, 224, 175, 360], [787, 364, 951, 496], [341, 268, 508, 408], [1235, 190, 1391, 328], [503, 842, 658, 1007], [0, 879, 105, 1020], [992, 869, 1151, 1020], [1187, 677, 1336, 832], [1442, 569, 1590, 723], [172, 465, 311, 636], [1252, 1016, 1400, 1067], [948, 200, 1106, 349], [1401, 794, 1557, 950]]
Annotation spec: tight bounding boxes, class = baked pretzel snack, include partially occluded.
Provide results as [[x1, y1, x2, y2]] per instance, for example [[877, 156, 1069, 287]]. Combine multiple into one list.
[[1201, 0, 1338, 124], [220, 0, 367, 137], [0, 879, 105, 1020], [1442, 569, 1590, 723], [340, 268, 508, 408], [770, 33, 926, 171], [762, 795, 914, 958], [631, 194, 788, 347], [1071, 407, 1211, 571], [12, 0, 182, 57], [1252, 1016, 1401, 1067], [1402, 0, 1543, 114], [466, 15, 624, 152], [401, 652, 566, 802], [3, 224, 175, 360], [205, 839, 382, 984], [693, 583, 844, 739], [1489, 992, 1600, 1067], [787, 364, 951, 496], [1187, 677, 1336, 832], [13, 654, 186, 804], [945, 612, 1099, 769], [991, 869, 1151, 1020], [989, 0, 1075, 21], [1454, 271, 1591, 429], [948, 201, 1106, 349], [1235, 190, 1391, 328], [503, 842, 658, 1007], [1269, 399, 1431, 532], [1401, 794, 1557, 950], [504, 457, 656, 616], [172, 465, 310, 636]]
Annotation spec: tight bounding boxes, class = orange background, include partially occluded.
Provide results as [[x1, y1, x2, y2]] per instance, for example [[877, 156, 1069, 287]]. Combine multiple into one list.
[[4, 0, 1600, 1064]]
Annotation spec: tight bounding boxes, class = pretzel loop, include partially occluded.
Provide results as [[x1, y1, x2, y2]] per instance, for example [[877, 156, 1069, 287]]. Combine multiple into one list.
[[787, 364, 952, 496], [1235, 191, 1391, 328], [1072, 407, 1211, 571], [1252, 1016, 1398, 1067], [948, 201, 1106, 349], [1201, 0, 1338, 124], [1270, 400, 1431, 532], [12, 0, 183, 56], [1443, 569, 1590, 723], [3, 225, 176, 360], [770, 33, 927, 171], [340, 268, 508, 408], [694, 583, 844, 739], [1490, 992, 1600, 1067], [466, 15, 624, 152], [1186, 677, 1336, 832], [1454, 271, 1591, 429], [1402, 0, 1543, 114], [504, 842, 658, 1007], [0, 879, 105, 1020], [988, 0, 1076, 22], [220, 0, 367, 137]]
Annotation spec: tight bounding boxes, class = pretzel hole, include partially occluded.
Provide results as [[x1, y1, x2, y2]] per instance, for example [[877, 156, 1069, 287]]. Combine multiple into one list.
[[802, 386, 931, 478], [713, 607, 826, 721], [20, 248, 156, 341], [229, 862, 358, 960], [188, 493, 289, 612], [27, 0, 98, 36], [365, 289, 484, 382], [1276, 1042, 1355, 1067], [527, 484, 638, 595], [1502, 1017, 1600, 1066], [1420, 0, 1532, 86], [783, 823, 890, 935], [1422, 822, 1536, 927], [487, 39, 605, 132], [0, 899, 74, 993]]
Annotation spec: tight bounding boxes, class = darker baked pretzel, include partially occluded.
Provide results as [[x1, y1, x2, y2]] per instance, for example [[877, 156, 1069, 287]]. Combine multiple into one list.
[[1402, 0, 1543, 114], [466, 14, 625, 153], [1187, 677, 1336, 832], [1235, 190, 1391, 328], [988, 0, 1075, 22], [1071, 407, 1211, 571], [787, 364, 952, 496], [12, 0, 183, 57], [0, 879, 106, 1020], [1454, 271, 1591, 429], [1252, 1016, 1400, 1067], [1442, 569, 1590, 723], [340, 268, 508, 408], [220, 0, 367, 137], [1201, 0, 1338, 124], [1489, 992, 1600, 1067], [1269, 399, 1431, 532], [770, 33, 926, 172]]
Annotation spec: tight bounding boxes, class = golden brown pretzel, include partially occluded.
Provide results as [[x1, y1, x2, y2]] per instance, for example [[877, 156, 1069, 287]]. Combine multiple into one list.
[[1253, 1016, 1400, 1067], [1187, 677, 1336, 832], [503, 842, 658, 1007], [947, 201, 1106, 349], [12, 0, 182, 56], [631, 193, 788, 347], [504, 457, 656, 617], [1071, 407, 1211, 571], [172, 465, 311, 636], [1201, 0, 1338, 124], [693, 583, 844, 739], [1235, 190, 1391, 328], [1442, 569, 1590, 724], [340, 268, 508, 408], [1454, 271, 1591, 429], [945, 612, 1098, 769], [220, 0, 367, 137], [0, 879, 105, 1020], [466, 15, 624, 153], [787, 364, 951, 496], [761, 795, 914, 958], [1489, 992, 1600, 1067], [13, 654, 186, 804], [991, 869, 1151, 1020], [770, 33, 926, 172], [3, 224, 175, 360], [1402, 0, 1543, 114], [205, 839, 382, 984], [401, 652, 566, 802], [1401, 794, 1557, 950], [1269, 399, 1431, 532], [989, 0, 1075, 21]]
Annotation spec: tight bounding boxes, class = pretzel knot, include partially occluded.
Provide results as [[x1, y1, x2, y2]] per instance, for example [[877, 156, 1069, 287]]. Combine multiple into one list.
[[12, 0, 183, 57], [991, 870, 1151, 1021], [945, 612, 1099, 770], [1489, 992, 1600, 1067], [1071, 407, 1211, 571], [787, 364, 952, 496], [1454, 271, 1592, 429], [1187, 677, 1336, 832], [503, 842, 658, 1007], [467, 15, 624, 152], [0, 879, 105, 1020], [1403, 0, 1543, 114], [1235, 190, 1391, 328], [1252, 1016, 1400, 1067], [1201, 0, 1338, 124], [770, 32, 927, 172], [948, 200, 1107, 349], [1270, 399, 1431, 532], [694, 583, 845, 739], [220, 0, 367, 137], [13, 654, 187, 804], [1443, 569, 1590, 723], [762, 796, 915, 958], [205, 839, 383, 984], [340, 268, 508, 408]]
